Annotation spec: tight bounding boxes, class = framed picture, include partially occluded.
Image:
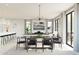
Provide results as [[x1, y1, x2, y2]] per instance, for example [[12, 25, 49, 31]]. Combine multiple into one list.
[[33, 21, 45, 30]]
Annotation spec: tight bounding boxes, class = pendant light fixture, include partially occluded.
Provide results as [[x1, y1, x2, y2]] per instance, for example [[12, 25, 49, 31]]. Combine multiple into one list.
[[38, 4, 41, 21]]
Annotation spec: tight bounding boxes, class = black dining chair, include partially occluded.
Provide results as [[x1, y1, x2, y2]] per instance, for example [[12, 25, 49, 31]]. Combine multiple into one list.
[[42, 37, 53, 52], [16, 36, 26, 49], [27, 37, 37, 52], [53, 37, 62, 48]]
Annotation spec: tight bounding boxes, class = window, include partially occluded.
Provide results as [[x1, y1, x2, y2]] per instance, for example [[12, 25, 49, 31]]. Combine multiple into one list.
[[25, 20, 31, 34], [47, 21, 52, 33], [55, 19, 59, 31], [66, 11, 74, 47]]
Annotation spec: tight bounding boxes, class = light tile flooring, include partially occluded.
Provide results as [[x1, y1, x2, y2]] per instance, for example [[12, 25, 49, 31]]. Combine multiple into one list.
[[0, 39, 78, 55]]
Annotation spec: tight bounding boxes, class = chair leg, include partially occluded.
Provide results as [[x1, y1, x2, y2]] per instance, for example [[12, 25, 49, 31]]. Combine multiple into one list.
[[42, 45, 44, 52], [16, 44, 20, 49], [18, 44, 20, 48], [51, 45, 53, 52], [1, 38, 3, 45], [26, 44, 28, 52], [16, 44, 18, 49], [24, 46, 28, 52], [53, 43, 55, 50], [27, 47, 28, 52], [61, 44, 62, 48], [35, 45, 37, 52], [51, 49, 53, 52], [3, 38, 5, 45], [43, 49, 44, 52], [51, 46, 53, 52]]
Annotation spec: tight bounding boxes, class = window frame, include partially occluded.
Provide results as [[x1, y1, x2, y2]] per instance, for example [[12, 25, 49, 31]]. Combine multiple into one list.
[[66, 11, 74, 48]]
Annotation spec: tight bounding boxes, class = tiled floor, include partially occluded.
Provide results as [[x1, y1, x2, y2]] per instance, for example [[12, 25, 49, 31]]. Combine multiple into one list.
[[0, 39, 78, 55]]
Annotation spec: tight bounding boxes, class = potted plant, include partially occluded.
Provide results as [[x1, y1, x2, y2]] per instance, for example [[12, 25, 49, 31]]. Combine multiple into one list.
[[26, 28, 29, 34], [37, 33, 42, 38]]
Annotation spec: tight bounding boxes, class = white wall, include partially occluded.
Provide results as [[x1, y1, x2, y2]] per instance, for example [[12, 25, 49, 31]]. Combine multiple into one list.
[[62, 12, 66, 44], [0, 18, 25, 35], [73, 4, 79, 52], [10, 19, 24, 35], [0, 18, 11, 32]]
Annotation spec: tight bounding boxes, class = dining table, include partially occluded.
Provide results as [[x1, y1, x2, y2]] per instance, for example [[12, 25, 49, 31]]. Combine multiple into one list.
[[22, 34, 53, 49]]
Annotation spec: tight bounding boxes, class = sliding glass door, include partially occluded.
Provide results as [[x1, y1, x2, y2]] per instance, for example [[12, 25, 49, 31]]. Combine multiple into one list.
[[66, 11, 74, 47]]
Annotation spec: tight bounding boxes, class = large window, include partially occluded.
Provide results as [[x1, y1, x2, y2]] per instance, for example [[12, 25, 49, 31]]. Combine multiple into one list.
[[55, 19, 59, 31], [25, 20, 31, 34], [47, 21, 52, 33], [66, 11, 74, 47]]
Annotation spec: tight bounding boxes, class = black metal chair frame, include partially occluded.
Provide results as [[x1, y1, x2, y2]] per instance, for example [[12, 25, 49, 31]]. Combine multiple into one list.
[[42, 37, 53, 52], [53, 37, 62, 48], [26, 37, 37, 52], [16, 36, 26, 49]]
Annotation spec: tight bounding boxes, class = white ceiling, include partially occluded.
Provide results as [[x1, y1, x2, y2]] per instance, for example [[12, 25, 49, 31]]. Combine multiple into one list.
[[0, 3, 74, 19]]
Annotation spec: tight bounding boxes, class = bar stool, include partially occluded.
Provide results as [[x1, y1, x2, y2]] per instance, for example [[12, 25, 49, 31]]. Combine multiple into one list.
[[0, 35, 6, 45], [11, 33, 16, 40], [4, 35, 8, 44], [6, 35, 10, 43], [0, 36, 4, 45]]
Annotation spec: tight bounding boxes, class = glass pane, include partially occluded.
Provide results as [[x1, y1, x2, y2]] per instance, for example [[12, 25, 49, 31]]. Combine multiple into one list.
[[57, 19, 59, 32], [72, 12, 74, 46], [55, 20, 57, 31], [47, 21, 52, 33], [67, 14, 71, 45], [26, 21, 31, 34], [54, 20, 55, 32]]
